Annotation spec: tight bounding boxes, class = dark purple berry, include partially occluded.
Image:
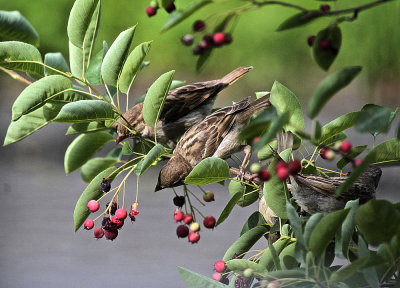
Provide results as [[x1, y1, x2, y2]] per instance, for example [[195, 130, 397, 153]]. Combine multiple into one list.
[[223, 33, 232, 45], [307, 35, 316, 47], [173, 195, 185, 207], [165, 3, 176, 13], [100, 178, 111, 193], [176, 225, 189, 238], [192, 45, 204, 55], [202, 34, 214, 44], [320, 4, 330, 12], [181, 34, 194, 46], [104, 229, 118, 240], [193, 20, 206, 32], [106, 201, 118, 215]]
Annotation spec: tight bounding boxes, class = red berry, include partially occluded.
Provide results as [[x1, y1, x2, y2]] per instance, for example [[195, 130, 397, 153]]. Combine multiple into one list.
[[84, 219, 94, 230], [183, 214, 193, 224], [203, 216, 216, 229], [111, 216, 124, 229], [307, 35, 316, 47], [276, 168, 289, 181], [258, 169, 271, 181], [275, 161, 288, 172], [319, 39, 331, 50], [146, 6, 157, 17], [188, 231, 200, 243], [353, 158, 363, 167], [93, 227, 104, 239], [252, 137, 261, 143], [212, 272, 222, 281], [104, 229, 118, 240], [181, 34, 194, 46], [174, 209, 185, 222], [115, 208, 127, 220], [214, 260, 226, 273], [203, 191, 215, 202], [213, 32, 226, 46], [165, 3, 176, 13], [87, 200, 100, 213], [176, 225, 189, 238], [288, 160, 302, 175], [320, 147, 335, 160], [129, 210, 136, 222], [340, 141, 352, 154], [193, 20, 206, 32], [320, 4, 330, 12]]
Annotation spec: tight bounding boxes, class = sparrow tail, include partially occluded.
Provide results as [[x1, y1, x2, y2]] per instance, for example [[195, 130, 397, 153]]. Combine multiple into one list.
[[220, 66, 253, 85]]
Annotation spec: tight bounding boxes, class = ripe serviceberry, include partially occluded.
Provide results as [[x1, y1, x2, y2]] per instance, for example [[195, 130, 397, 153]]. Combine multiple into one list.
[[111, 216, 124, 229], [202, 34, 214, 44], [203, 216, 216, 229], [258, 169, 271, 181], [146, 6, 157, 17], [319, 39, 331, 50], [165, 2, 176, 13], [320, 147, 335, 160], [87, 200, 100, 212], [212, 272, 222, 281], [340, 141, 352, 154], [307, 35, 316, 47], [188, 231, 200, 243], [276, 168, 289, 181], [214, 260, 226, 273], [183, 214, 193, 224], [250, 163, 262, 173], [84, 219, 94, 230], [213, 32, 226, 46], [353, 158, 363, 167], [101, 216, 113, 230], [223, 33, 232, 44], [176, 225, 189, 238], [189, 222, 200, 232], [320, 4, 330, 12], [100, 178, 111, 193], [115, 208, 127, 220], [220, 277, 229, 284], [275, 161, 288, 172], [129, 211, 136, 222], [93, 228, 104, 239], [193, 20, 206, 32], [106, 201, 118, 215], [181, 34, 194, 46], [192, 45, 204, 55], [288, 160, 302, 175], [174, 209, 185, 222], [203, 191, 215, 202], [173, 195, 185, 207], [104, 229, 118, 240]]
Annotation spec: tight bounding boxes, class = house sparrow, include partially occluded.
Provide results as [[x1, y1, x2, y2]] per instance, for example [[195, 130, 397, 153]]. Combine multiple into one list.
[[114, 66, 253, 145], [155, 94, 272, 191]]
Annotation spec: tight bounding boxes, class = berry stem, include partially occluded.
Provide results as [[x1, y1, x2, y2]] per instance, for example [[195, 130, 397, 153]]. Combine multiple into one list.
[[187, 187, 206, 206], [135, 176, 140, 203], [183, 185, 196, 219]]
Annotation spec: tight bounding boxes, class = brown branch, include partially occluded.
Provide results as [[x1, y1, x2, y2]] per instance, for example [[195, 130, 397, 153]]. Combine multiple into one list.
[[0, 67, 32, 85], [230, 167, 263, 185]]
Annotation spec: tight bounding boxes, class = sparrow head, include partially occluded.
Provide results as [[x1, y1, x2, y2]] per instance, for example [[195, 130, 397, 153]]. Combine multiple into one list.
[[155, 154, 192, 192]]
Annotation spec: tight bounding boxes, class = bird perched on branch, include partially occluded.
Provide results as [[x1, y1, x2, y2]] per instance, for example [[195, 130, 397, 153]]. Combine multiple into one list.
[[155, 94, 272, 191], [114, 66, 253, 146]]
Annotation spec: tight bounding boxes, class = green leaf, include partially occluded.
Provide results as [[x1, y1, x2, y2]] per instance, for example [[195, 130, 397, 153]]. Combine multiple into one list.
[[228, 180, 258, 207], [253, 112, 290, 151], [119, 41, 152, 93], [44, 52, 70, 76], [277, 11, 320, 31], [196, 46, 212, 72], [66, 121, 107, 134], [0, 41, 43, 77], [68, 41, 84, 79], [239, 107, 277, 142], [257, 140, 278, 160], [223, 225, 269, 261], [142, 70, 175, 127], [355, 199, 400, 246], [161, 0, 212, 32], [0, 11, 39, 46], [356, 104, 394, 136], [101, 26, 136, 87], [319, 112, 360, 144], [184, 157, 230, 185], [226, 259, 266, 275], [320, 132, 347, 148], [73, 167, 117, 231], [86, 41, 108, 85], [308, 66, 362, 118], [263, 149, 291, 219], [335, 200, 358, 259], [279, 243, 298, 269], [177, 266, 227, 288], [240, 212, 266, 236], [365, 138, 400, 165], [80, 157, 119, 183], [358, 236, 380, 288], [64, 131, 114, 174], [216, 193, 243, 227], [312, 26, 342, 71], [54, 100, 116, 123], [12, 75, 72, 120], [4, 102, 63, 146], [270, 81, 305, 132], [259, 237, 291, 271], [336, 145, 367, 169], [303, 213, 323, 246], [309, 209, 350, 259], [134, 144, 165, 176], [286, 202, 305, 247]]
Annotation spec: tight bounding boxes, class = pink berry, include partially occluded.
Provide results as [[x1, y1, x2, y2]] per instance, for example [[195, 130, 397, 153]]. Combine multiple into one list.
[[188, 231, 200, 243], [258, 169, 271, 181], [104, 229, 118, 240], [320, 147, 335, 160], [176, 225, 189, 238], [174, 209, 185, 222], [183, 214, 193, 224], [275, 161, 288, 172], [111, 216, 124, 229], [213, 32, 226, 46], [252, 137, 261, 143], [276, 168, 289, 181], [212, 272, 222, 281], [115, 208, 127, 220], [193, 20, 206, 32], [320, 4, 330, 12], [340, 141, 352, 154], [145, 6, 157, 17], [288, 160, 302, 175], [307, 35, 316, 47], [93, 227, 104, 239], [203, 191, 215, 202], [84, 219, 94, 230], [214, 260, 226, 273], [353, 158, 363, 167], [203, 216, 216, 229], [87, 200, 100, 213]]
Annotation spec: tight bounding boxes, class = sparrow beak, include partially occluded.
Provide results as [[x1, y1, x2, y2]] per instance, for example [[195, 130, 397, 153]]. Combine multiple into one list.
[[154, 184, 163, 192]]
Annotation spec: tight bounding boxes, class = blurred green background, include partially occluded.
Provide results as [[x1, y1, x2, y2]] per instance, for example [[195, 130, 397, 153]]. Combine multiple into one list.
[[1, 0, 399, 108]]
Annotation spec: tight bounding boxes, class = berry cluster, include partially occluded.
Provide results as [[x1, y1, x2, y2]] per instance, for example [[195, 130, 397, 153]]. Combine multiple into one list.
[[181, 20, 233, 55], [249, 159, 302, 182], [319, 140, 363, 167], [145, 0, 176, 17], [211, 260, 255, 285]]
